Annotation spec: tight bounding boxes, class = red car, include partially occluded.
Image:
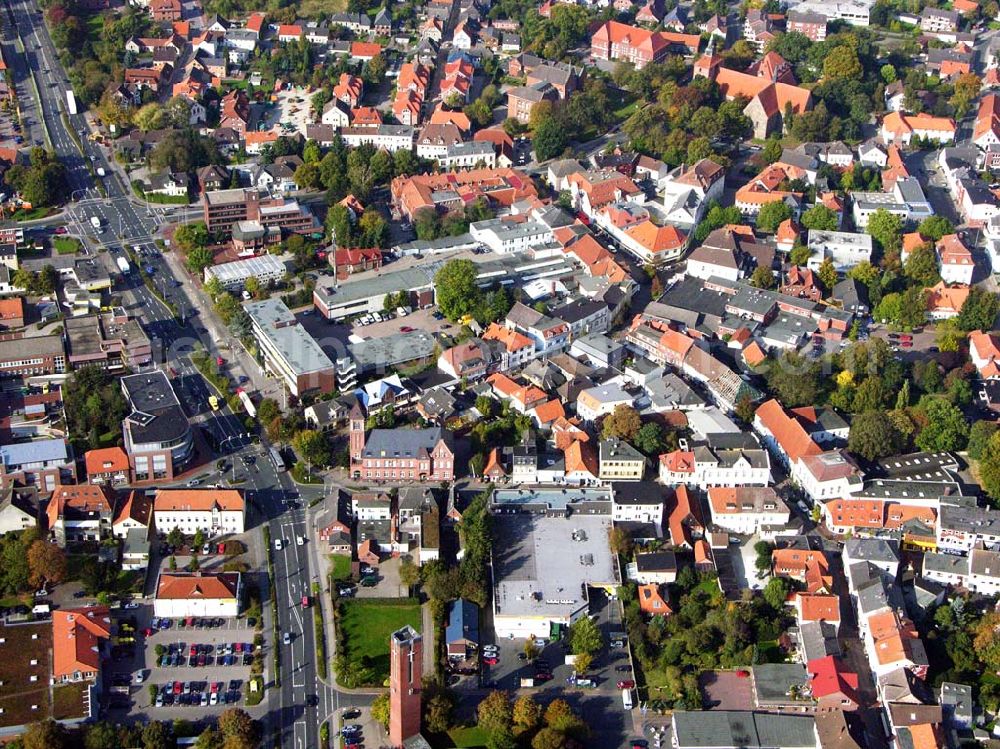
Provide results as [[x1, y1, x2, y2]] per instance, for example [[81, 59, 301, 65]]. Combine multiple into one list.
[[143, 627, 154, 637], [901, 340, 913, 348], [535, 672, 553, 681], [173, 681, 182, 695], [482, 656, 498, 666], [400, 325, 414, 333], [736, 670, 750, 678], [54, 226, 68, 235], [616, 680, 635, 689]]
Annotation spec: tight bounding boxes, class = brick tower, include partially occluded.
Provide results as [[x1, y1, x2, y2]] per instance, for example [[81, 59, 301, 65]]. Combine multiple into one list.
[[349, 401, 366, 461], [389, 625, 423, 747]]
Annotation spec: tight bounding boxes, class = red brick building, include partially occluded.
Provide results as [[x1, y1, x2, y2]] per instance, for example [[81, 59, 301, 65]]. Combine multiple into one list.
[[349, 404, 455, 482], [590, 21, 699, 68], [389, 626, 423, 748]]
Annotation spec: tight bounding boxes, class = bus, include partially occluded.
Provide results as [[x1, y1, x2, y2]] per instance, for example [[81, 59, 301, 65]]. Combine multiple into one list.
[[238, 390, 256, 418], [208, 395, 220, 411], [269, 446, 287, 471], [622, 688, 633, 710]]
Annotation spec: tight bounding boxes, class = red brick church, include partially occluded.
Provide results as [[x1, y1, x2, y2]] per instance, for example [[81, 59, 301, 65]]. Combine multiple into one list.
[[349, 403, 456, 482]]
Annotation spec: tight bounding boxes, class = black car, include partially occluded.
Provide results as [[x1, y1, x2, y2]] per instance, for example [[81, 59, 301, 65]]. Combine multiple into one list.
[[615, 665, 633, 672]]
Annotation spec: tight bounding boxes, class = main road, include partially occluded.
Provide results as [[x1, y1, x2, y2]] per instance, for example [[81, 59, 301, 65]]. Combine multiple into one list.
[[1, 0, 365, 742]]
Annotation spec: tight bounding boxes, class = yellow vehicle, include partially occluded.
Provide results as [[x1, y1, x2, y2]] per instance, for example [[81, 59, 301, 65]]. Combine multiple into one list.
[[458, 314, 475, 326], [208, 395, 220, 411]]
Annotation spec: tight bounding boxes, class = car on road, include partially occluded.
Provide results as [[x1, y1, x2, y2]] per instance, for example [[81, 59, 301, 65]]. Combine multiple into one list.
[[482, 655, 498, 665], [283, 632, 292, 645], [54, 226, 68, 235], [274, 539, 283, 550], [296, 535, 304, 546]]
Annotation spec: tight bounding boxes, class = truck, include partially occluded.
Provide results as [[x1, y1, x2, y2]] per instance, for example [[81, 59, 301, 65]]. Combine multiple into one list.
[[66, 90, 77, 115], [238, 390, 256, 418], [116, 256, 131, 274], [90, 216, 103, 232]]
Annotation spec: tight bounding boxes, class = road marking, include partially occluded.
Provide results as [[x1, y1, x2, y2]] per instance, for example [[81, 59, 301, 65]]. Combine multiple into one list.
[[293, 721, 305, 749]]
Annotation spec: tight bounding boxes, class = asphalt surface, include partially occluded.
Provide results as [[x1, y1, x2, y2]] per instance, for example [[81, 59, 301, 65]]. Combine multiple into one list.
[[0, 0, 371, 741]]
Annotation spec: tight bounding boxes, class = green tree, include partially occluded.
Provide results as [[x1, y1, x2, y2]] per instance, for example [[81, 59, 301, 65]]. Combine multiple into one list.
[[601, 404, 641, 441], [477, 690, 513, 735], [765, 352, 823, 407], [217, 708, 258, 749], [917, 216, 954, 242], [957, 286, 1000, 331], [969, 421, 1000, 460], [141, 721, 173, 749], [475, 395, 496, 418], [185, 247, 214, 274], [800, 204, 839, 231], [915, 398, 969, 451], [903, 243, 940, 287], [818, 257, 838, 293], [513, 695, 543, 730], [756, 201, 792, 233], [371, 693, 390, 728], [761, 136, 782, 165], [533, 115, 568, 161], [823, 45, 862, 80], [633, 422, 664, 455], [569, 615, 604, 655], [749, 266, 775, 289], [425, 693, 455, 733], [434, 259, 482, 320], [763, 576, 791, 610], [23, 721, 68, 749], [866, 209, 903, 255], [293, 429, 329, 469], [789, 245, 811, 266], [27, 539, 66, 587], [848, 410, 901, 460]]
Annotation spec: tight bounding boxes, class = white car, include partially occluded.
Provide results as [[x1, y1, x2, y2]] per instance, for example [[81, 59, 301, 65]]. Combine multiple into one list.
[[296, 535, 304, 546], [274, 539, 283, 551], [133, 670, 145, 684]]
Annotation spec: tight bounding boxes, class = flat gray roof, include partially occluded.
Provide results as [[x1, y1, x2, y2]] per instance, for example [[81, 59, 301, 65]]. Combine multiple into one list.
[[205, 254, 287, 283], [314, 267, 436, 308], [492, 513, 617, 622], [348, 331, 438, 371], [245, 298, 335, 376]]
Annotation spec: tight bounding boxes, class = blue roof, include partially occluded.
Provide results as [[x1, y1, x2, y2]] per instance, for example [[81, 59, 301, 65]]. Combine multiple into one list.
[[445, 599, 479, 645], [0, 439, 68, 468]]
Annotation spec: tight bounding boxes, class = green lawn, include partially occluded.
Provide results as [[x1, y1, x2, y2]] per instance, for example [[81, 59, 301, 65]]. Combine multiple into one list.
[[330, 554, 351, 581], [340, 599, 421, 683], [53, 236, 81, 255], [446, 726, 490, 748]]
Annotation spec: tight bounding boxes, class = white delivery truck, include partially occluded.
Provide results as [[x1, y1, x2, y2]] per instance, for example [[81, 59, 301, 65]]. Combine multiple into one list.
[[90, 216, 103, 232], [116, 256, 131, 274]]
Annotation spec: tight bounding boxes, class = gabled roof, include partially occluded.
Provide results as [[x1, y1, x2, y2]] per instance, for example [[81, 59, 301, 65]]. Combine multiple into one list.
[[807, 656, 859, 704], [754, 399, 823, 463], [46, 485, 114, 528], [156, 572, 240, 600], [154, 489, 245, 513], [84, 446, 130, 476], [52, 606, 112, 679]]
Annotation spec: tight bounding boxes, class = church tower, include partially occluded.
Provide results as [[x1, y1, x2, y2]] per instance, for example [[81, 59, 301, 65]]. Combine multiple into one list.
[[349, 401, 366, 461]]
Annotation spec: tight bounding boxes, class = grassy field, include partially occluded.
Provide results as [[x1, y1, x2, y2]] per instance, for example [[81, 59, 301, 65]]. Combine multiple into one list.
[[330, 554, 351, 581], [53, 236, 81, 254], [446, 726, 490, 748], [340, 599, 421, 683], [299, 0, 347, 16]]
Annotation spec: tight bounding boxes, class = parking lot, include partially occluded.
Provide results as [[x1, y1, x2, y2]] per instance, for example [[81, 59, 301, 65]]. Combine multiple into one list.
[[102, 608, 260, 718]]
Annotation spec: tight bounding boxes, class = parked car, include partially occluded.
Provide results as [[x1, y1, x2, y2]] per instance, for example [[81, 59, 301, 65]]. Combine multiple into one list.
[[617, 680, 635, 689]]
